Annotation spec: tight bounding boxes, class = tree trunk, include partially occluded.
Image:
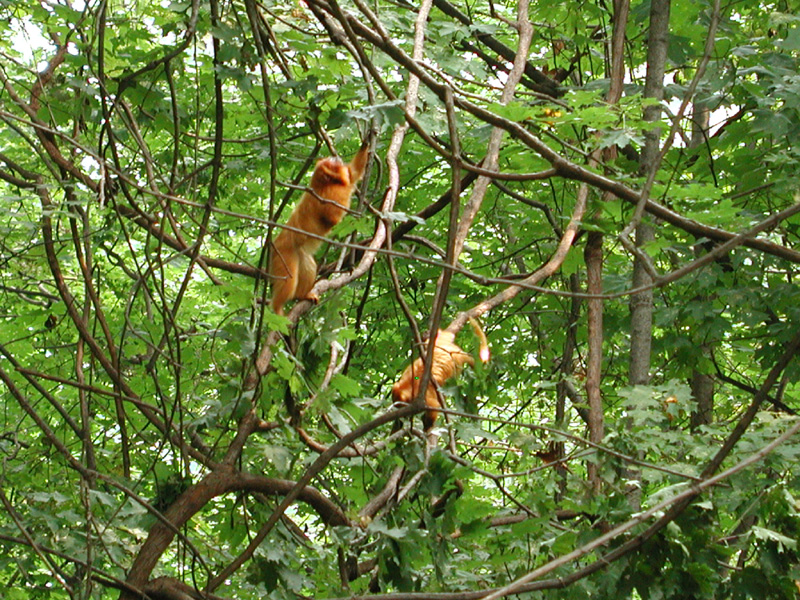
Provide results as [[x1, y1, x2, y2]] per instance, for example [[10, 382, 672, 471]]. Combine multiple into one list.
[[689, 102, 715, 429], [628, 0, 670, 510], [585, 230, 604, 494]]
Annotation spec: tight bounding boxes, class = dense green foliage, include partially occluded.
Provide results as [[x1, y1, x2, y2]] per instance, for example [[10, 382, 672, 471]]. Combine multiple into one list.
[[1, 0, 800, 598]]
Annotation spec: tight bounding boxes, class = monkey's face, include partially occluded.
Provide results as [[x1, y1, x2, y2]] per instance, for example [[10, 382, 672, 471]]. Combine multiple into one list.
[[312, 158, 351, 188], [392, 381, 412, 404]]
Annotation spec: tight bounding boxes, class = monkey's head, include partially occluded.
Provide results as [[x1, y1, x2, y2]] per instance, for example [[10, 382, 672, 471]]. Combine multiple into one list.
[[391, 382, 409, 405], [312, 157, 351, 188]]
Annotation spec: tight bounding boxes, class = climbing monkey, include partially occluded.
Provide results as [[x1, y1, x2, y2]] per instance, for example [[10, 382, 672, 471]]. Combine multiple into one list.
[[270, 143, 369, 315], [392, 318, 490, 430]]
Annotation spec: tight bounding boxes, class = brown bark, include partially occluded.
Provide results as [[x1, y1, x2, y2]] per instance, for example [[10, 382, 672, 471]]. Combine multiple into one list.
[[584, 230, 604, 494], [689, 103, 715, 429]]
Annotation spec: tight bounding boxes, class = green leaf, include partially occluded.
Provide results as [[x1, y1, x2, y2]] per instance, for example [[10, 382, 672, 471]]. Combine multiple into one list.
[[752, 525, 798, 551], [487, 101, 537, 122], [368, 519, 409, 540], [330, 373, 361, 398]]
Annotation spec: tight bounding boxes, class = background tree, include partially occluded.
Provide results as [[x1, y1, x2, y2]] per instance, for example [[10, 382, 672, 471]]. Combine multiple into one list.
[[2, 0, 800, 598]]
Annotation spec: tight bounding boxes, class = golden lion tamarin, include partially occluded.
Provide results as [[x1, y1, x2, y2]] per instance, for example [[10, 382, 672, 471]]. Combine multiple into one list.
[[392, 318, 490, 430], [269, 144, 369, 315]]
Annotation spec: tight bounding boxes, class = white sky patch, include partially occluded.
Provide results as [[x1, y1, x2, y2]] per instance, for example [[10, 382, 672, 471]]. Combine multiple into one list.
[[12, 17, 53, 68], [12, 1, 86, 67], [525, 353, 540, 368]]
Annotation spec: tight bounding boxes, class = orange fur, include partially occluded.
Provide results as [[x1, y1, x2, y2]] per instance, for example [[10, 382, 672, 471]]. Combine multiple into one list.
[[270, 145, 369, 315], [392, 318, 490, 430]]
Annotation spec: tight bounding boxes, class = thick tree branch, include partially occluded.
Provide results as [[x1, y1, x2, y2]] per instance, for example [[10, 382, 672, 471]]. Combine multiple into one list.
[[122, 468, 352, 596]]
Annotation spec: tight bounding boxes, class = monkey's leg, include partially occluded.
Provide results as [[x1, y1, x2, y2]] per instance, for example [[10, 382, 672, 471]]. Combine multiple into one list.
[[269, 243, 299, 315], [422, 386, 442, 431], [294, 250, 319, 304]]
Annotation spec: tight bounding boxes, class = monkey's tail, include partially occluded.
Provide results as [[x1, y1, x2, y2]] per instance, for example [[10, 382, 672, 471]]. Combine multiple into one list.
[[468, 317, 490, 364]]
